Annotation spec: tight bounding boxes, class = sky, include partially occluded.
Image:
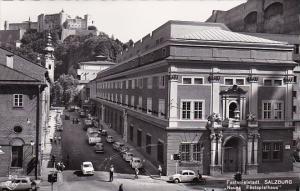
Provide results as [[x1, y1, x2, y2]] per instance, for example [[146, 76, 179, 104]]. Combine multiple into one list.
[[0, 0, 246, 42]]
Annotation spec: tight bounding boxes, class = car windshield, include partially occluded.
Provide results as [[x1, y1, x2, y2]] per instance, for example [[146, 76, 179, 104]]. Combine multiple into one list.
[[83, 164, 92, 168], [89, 132, 98, 137]]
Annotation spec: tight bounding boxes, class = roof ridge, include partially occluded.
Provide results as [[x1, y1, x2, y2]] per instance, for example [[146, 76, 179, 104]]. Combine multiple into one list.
[[0, 64, 42, 82]]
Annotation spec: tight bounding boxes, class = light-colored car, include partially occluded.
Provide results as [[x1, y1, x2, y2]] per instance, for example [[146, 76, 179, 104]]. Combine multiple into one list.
[[169, 170, 197, 183], [0, 177, 38, 191], [94, 143, 104, 153], [106, 136, 114, 143], [112, 142, 124, 151], [87, 132, 101, 145], [122, 152, 133, 162], [81, 161, 94, 175], [130, 157, 143, 169]]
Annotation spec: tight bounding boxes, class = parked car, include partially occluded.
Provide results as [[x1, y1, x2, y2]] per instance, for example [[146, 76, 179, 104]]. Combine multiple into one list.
[[122, 152, 134, 162], [0, 177, 38, 191], [81, 161, 94, 175], [113, 142, 124, 151], [94, 143, 104, 153], [100, 130, 107, 136], [169, 170, 198, 183], [87, 132, 101, 145], [79, 111, 86, 118], [130, 157, 143, 169], [84, 119, 93, 127], [119, 146, 129, 154], [106, 135, 114, 143]]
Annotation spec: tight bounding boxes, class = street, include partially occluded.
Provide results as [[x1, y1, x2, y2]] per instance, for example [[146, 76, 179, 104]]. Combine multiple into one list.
[[61, 110, 136, 174]]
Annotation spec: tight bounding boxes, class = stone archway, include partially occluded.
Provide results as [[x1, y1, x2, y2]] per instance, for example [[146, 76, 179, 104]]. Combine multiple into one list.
[[223, 136, 245, 173]]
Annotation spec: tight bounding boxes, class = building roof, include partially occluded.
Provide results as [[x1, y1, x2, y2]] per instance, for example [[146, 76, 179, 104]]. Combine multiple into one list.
[[0, 64, 43, 85], [180, 28, 285, 44], [79, 61, 115, 66]]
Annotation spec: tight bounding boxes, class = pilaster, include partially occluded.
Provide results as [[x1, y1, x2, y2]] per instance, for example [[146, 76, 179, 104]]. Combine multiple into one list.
[[168, 74, 178, 128]]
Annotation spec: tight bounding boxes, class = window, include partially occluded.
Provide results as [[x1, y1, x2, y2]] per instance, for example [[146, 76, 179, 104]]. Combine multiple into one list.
[[293, 91, 297, 98], [236, 79, 245, 85], [225, 79, 234, 85], [263, 102, 271, 119], [147, 98, 152, 114], [194, 102, 203, 119], [157, 141, 164, 163], [293, 106, 297, 113], [131, 96, 135, 108], [147, 77, 153, 89], [130, 125, 134, 141], [132, 79, 135, 89], [124, 95, 128, 106], [13, 94, 23, 107], [262, 142, 283, 161], [159, 75, 165, 88], [180, 143, 190, 161], [274, 102, 282, 119], [294, 44, 299, 54], [274, 80, 282, 86], [158, 99, 165, 118], [126, 80, 129, 89], [194, 78, 203, 85], [262, 101, 284, 120], [182, 101, 191, 119], [138, 78, 143, 89], [11, 146, 23, 167], [193, 144, 201, 161], [137, 129, 142, 147], [138, 96, 142, 110], [146, 134, 152, 154], [182, 77, 192, 84]]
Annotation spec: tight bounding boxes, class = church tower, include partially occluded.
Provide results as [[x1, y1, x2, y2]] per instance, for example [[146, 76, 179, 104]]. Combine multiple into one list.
[[44, 33, 55, 82]]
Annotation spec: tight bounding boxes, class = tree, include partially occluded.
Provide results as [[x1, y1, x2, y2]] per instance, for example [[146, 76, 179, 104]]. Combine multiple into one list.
[[51, 74, 79, 106]]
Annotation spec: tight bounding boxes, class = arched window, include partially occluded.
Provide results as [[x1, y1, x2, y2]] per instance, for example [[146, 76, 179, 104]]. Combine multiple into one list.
[[264, 2, 283, 19], [229, 102, 237, 118], [244, 11, 257, 25]]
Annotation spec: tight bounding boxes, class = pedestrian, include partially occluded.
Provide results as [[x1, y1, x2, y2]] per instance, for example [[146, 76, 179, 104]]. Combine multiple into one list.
[[197, 170, 202, 179], [118, 184, 124, 191], [134, 167, 139, 179], [158, 165, 162, 178], [109, 165, 114, 182], [72, 118, 74, 124]]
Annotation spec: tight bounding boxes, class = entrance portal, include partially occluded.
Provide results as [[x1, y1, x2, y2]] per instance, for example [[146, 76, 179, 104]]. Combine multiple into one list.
[[223, 137, 243, 173]]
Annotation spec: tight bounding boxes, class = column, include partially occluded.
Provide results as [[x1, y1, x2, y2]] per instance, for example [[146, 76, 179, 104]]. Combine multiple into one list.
[[123, 109, 128, 142], [253, 137, 258, 164], [248, 73, 258, 116], [101, 104, 105, 122], [209, 67, 220, 114], [210, 134, 216, 166], [217, 136, 222, 165], [285, 72, 294, 126], [222, 97, 226, 119], [247, 138, 252, 164], [168, 74, 178, 128]]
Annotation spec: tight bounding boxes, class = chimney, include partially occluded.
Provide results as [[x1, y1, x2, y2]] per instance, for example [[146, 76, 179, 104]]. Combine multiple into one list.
[[6, 54, 14, 68]]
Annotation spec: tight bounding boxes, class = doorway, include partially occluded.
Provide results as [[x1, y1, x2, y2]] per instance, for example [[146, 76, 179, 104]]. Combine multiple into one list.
[[223, 137, 243, 172]]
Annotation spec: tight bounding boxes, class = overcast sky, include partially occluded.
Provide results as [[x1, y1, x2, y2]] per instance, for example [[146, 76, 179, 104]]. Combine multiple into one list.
[[0, 0, 246, 42]]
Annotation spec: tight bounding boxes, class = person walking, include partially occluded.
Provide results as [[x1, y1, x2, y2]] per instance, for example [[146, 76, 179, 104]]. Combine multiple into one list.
[[118, 184, 124, 191], [158, 165, 162, 178], [134, 168, 139, 179], [109, 165, 114, 182]]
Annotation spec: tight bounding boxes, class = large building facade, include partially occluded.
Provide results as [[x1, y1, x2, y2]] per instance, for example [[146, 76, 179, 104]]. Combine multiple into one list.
[[89, 21, 296, 175], [0, 47, 48, 177]]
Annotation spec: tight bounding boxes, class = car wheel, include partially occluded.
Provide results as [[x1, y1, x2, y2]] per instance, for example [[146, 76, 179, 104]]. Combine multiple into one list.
[[174, 179, 180, 184]]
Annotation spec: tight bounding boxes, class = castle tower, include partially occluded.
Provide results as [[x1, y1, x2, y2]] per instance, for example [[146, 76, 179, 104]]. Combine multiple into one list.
[[44, 33, 55, 82]]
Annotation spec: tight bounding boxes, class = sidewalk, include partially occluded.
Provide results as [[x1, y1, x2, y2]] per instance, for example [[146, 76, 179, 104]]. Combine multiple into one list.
[[40, 108, 64, 191], [99, 120, 160, 177]]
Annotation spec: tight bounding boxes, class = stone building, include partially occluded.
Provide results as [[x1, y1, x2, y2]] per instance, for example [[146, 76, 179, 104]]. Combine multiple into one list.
[[0, 47, 48, 177], [88, 20, 296, 175]]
